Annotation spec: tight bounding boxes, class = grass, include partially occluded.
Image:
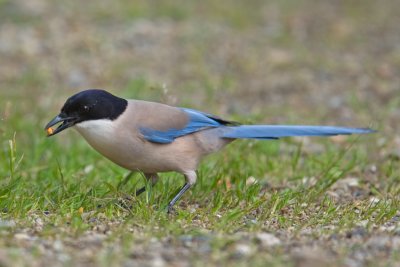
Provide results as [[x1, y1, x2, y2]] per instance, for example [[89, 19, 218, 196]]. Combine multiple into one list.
[[0, 0, 399, 266], [1, 116, 396, 266]]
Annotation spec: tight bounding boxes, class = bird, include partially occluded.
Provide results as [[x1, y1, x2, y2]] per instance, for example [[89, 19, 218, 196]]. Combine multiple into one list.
[[45, 89, 374, 213]]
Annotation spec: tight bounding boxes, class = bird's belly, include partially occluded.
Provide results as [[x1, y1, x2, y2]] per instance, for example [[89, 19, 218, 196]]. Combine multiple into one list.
[[75, 124, 201, 173]]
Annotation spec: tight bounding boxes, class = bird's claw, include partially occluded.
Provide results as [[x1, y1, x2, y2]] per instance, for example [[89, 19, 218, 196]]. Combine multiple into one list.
[[117, 196, 133, 210], [167, 205, 177, 215]]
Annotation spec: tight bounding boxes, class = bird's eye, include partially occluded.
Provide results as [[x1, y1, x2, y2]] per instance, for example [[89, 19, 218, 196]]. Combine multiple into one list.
[[83, 105, 89, 111]]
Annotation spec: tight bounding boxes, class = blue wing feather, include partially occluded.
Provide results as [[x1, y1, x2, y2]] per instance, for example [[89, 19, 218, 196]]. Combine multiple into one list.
[[140, 108, 226, 144]]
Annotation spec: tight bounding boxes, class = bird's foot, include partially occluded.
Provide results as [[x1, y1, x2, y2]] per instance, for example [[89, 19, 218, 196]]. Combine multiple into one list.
[[167, 205, 177, 215], [117, 195, 134, 210]]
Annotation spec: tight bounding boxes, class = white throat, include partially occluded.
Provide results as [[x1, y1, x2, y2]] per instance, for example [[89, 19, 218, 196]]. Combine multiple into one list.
[[74, 119, 115, 144]]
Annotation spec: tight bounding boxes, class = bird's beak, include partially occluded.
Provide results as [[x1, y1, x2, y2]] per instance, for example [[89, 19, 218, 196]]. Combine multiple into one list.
[[45, 114, 78, 137]]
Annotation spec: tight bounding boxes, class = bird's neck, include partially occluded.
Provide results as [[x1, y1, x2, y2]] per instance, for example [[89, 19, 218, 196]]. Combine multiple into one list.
[[74, 119, 116, 147]]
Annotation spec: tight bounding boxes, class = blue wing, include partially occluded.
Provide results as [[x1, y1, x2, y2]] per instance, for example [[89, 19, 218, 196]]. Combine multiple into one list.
[[140, 108, 374, 144], [140, 108, 234, 144]]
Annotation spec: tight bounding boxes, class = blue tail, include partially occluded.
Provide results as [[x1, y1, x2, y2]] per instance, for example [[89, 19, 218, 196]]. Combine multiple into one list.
[[222, 125, 375, 140]]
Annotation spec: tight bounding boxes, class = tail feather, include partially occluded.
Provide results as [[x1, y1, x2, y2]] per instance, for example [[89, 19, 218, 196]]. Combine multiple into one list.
[[221, 125, 375, 140]]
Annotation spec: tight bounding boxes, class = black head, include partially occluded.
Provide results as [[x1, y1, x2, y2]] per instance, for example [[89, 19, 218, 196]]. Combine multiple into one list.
[[45, 89, 128, 136]]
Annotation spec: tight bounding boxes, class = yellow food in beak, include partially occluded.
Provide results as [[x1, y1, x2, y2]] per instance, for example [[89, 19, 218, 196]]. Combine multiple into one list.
[[46, 127, 54, 136]]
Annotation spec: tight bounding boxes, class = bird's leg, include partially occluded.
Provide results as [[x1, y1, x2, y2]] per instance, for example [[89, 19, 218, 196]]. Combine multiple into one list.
[[135, 173, 159, 196], [167, 171, 197, 214], [134, 186, 146, 196]]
